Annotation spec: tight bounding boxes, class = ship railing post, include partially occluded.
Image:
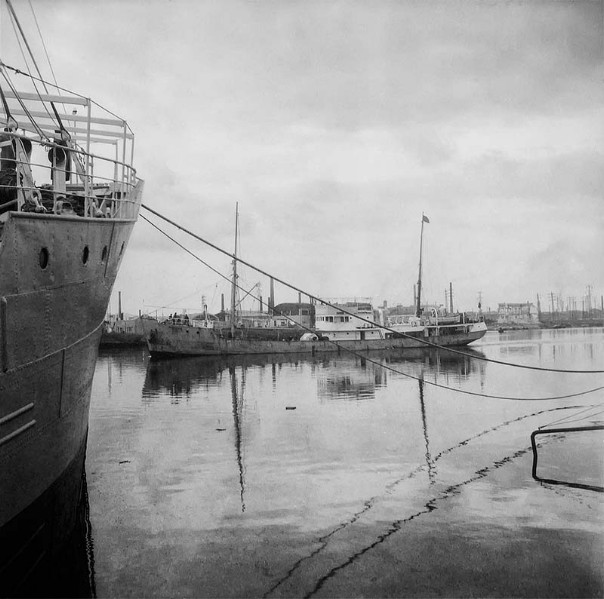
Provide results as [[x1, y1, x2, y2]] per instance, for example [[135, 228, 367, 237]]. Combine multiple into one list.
[[1, 297, 7, 372], [85, 153, 95, 217], [129, 135, 136, 214], [85, 98, 92, 216], [121, 122, 127, 217], [113, 143, 119, 218]]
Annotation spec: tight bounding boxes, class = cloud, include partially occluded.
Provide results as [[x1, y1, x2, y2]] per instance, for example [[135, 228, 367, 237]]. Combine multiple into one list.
[[526, 235, 604, 297], [11, 0, 602, 313]]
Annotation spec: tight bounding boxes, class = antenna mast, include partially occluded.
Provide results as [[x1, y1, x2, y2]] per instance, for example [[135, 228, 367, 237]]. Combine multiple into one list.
[[230, 202, 239, 334], [416, 213, 429, 317]]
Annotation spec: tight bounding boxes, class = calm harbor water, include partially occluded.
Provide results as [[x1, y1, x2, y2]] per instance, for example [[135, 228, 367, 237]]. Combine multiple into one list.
[[84, 328, 604, 597]]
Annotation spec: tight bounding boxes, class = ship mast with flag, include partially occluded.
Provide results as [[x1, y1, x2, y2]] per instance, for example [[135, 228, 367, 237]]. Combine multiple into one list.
[[416, 213, 430, 317]]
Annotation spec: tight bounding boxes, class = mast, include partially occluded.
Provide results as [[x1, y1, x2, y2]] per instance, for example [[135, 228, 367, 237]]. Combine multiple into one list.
[[230, 202, 239, 335], [416, 213, 429, 317]]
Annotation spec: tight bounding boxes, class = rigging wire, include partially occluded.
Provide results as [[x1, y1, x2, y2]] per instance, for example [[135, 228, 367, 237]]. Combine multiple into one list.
[[27, 0, 59, 93], [1, 61, 129, 129], [5, 0, 43, 81], [1, 6, 56, 136], [537, 403, 604, 429], [0, 68, 47, 139], [27, 31, 94, 203], [547, 410, 604, 428], [5, 0, 69, 134], [140, 212, 604, 403], [140, 214, 264, 314], [143, 288, 211, 314], [141, 203, 604, 375], [210, 282, 219, 312], [25, 0, 74, 128], [5, 0, 54, 119]]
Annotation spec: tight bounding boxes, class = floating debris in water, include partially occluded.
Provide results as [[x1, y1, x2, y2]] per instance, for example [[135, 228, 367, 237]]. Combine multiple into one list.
[[285, 406, 297, 410], [216, 428, 227, 431]]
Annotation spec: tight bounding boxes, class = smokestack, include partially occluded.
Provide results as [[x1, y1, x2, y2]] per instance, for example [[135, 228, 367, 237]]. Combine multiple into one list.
[[118, 291, 122, 320], [449, 282, 453, 313], [221, 293, 225, 314], [269, 277, 275, 315]]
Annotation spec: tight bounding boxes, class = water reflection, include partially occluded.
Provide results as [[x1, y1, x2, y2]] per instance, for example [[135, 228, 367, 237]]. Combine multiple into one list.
[[142, 354, 223, 398], [382, 346, 487, 381], [86, 329, 604, 598], [418, 378, 436, 484], [230, 366, 246, 512], [142, 352, 312, 398], [141, 347, 487, 402], [488, 327, 604, 368], [0, 443, 96, 598], [316, 354, 387, 401]]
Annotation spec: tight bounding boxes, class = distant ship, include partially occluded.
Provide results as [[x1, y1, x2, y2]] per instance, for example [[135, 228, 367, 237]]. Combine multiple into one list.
[[100, 316, 148, 348], [0, 2, 142, 592], [145, 299, 486, 358], [145, 211, 486, 358]]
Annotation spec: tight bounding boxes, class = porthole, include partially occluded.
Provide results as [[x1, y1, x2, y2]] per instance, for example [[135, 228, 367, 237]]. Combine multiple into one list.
[[101, 246, 108, 262], [82, 246, 89, 265], [39, 247, 49, 269]]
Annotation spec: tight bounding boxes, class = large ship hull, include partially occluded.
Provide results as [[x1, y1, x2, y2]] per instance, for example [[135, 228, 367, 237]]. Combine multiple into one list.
[[0, 199, 140, 587], [0, 434, 94, 597], [146, 321, 487, 358]]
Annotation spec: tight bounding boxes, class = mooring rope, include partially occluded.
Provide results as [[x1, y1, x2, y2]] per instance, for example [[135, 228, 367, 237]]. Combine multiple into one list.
[[141, 204, 604, 376], [139, 210, 604, 402]]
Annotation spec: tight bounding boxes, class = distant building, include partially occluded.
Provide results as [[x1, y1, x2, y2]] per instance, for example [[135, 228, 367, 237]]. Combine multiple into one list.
[[272, 302, 314, 328], [384, 303, 415, 317], [215, 310, 271, 327], [496, 302, 539, 326]]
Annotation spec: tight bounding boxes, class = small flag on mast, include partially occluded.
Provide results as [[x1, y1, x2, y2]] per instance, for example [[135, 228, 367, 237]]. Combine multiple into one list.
[[422, 214, 430, 223]]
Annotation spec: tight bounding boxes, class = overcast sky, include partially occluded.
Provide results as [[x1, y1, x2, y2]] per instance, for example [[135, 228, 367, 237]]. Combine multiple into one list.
[[4, 0, 603, 315]]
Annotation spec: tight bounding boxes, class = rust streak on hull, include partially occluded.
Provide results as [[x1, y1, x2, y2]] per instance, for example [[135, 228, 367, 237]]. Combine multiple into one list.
[[146, 321, 486, 358]]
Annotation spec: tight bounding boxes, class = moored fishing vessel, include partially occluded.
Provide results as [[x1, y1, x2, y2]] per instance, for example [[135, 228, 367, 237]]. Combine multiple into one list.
[[145, 299, 486, 358], [100, 316, 148, 348], [0, 2, 142, 592], [145, 211, 486, 357]]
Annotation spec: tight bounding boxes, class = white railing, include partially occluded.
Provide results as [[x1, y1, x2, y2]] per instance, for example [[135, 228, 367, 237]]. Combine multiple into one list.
[[0, 87, 140, 220]]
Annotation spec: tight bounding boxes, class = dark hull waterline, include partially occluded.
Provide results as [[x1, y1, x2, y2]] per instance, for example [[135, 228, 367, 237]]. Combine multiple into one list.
[[146, 322, 487, 358]]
